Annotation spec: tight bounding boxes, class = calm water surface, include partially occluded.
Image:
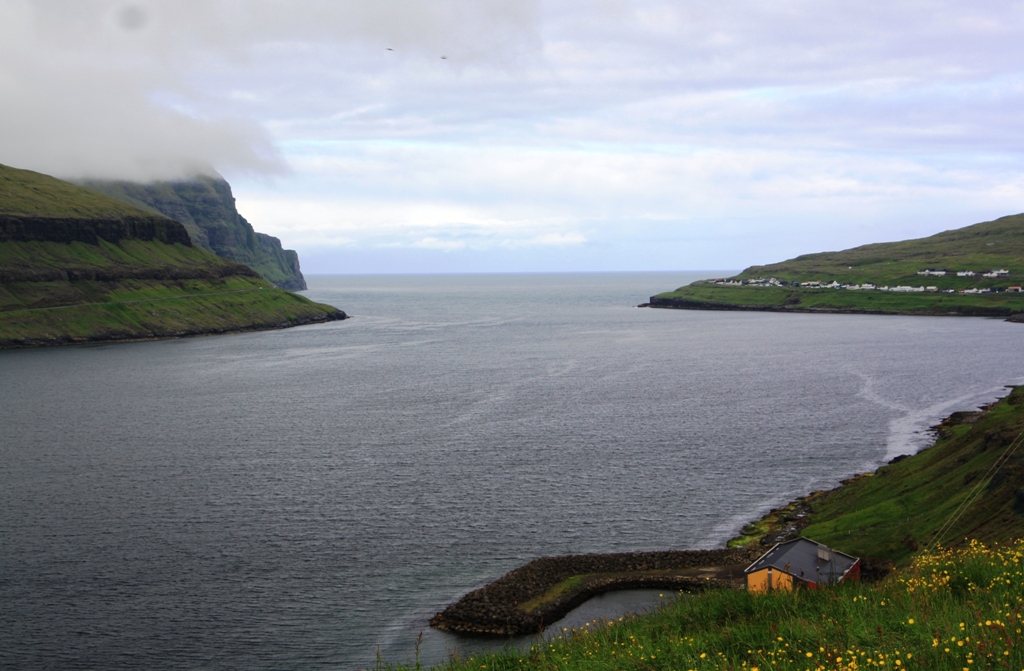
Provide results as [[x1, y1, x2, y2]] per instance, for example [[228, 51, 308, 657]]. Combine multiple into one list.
[[2, 272, 1022, 670]]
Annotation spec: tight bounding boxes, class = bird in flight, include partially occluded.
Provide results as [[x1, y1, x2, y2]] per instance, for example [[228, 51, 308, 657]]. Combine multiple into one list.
[[441, 56, 447, 59]]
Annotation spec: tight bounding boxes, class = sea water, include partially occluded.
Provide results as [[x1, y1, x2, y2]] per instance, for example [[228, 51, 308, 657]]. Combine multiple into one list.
[[1, 272, 1022, 670]]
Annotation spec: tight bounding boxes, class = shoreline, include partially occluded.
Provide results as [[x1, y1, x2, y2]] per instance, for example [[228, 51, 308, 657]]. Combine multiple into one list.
[[0, 310, 348, 349], [430, 394, 1009, 638], [644, 296, 1024, 322]]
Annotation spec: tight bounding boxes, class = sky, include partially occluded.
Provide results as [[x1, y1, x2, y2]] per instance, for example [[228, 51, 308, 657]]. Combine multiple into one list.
[[3, 0, 1024, 273]]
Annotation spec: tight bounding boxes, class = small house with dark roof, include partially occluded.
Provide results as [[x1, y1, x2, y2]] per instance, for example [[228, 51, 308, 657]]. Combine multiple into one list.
[[744, 538, 860, 593]]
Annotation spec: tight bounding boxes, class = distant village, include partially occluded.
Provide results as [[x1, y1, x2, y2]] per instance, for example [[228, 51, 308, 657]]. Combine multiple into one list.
[[710, 268, 1022, 294]]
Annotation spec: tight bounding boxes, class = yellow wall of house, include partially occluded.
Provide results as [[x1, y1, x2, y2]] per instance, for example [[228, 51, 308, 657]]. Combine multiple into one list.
[[747, 568, 794, 593]]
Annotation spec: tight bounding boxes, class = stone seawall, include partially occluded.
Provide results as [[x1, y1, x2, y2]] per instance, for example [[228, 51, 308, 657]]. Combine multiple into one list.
[[429, 547, 758, 637]]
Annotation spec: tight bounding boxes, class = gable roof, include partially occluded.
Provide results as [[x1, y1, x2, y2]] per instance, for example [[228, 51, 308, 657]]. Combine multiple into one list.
[[745, 538, 858, 585]]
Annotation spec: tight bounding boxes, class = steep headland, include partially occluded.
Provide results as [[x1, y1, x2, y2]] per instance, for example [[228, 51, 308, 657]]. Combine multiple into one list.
[[0, 163, 345, 348], [650, 213, 1024, 318], [80, 175, 307, 290]]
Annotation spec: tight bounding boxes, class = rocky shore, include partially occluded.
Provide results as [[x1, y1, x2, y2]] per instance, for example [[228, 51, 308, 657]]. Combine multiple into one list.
[[429, 404, 991, 638]]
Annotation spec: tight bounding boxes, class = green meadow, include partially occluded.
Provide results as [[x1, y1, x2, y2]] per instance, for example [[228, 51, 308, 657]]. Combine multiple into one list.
[[0, 275, 342, 347], [402, 540, 1023, 671], [653, 213, 1024, 316], [654, 284, 1024, 315], [0, 164, 151, 219]]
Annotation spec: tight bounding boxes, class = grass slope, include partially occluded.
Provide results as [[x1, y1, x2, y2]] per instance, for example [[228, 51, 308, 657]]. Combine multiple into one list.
[[0, 164, 149, 219], [0, 240, 346, 347], [405, 540, 1024, 671], [656, 284, 1024, 316], [0, 237, 250, 284], [793, 388, 1024, 564], [0, 276, 341, 347], [654, 214, 1024, 315], [743, 213, 1024, 286]]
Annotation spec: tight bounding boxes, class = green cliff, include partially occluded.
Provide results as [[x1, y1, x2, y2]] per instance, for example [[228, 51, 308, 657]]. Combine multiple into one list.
[[652, 213, 1024, 318], [80, 175, 308, 290], [0, 163, 345, 348]]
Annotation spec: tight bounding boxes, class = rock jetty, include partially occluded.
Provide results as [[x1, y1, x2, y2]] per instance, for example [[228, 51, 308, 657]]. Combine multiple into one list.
[[429, 547, 759, 637]]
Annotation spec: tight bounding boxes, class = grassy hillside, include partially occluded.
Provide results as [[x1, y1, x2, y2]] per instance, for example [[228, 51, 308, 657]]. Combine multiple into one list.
[[408, 539, 1024, 671], [654, 284, 1024, 316], [730, 386, 1024, 565], [743, 213, 1024, 286], [0, 275, 341, 348], [652, 214, 1024, 316], [0, 236, 251, 284], [0, 164, 345, 347], [0, 165, 152, 219]]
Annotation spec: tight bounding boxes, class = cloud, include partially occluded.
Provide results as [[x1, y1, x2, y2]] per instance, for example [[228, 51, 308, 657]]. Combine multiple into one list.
[[6, 0, 1024, 271], [0, 0, 540, 180], [233, 136, 1024, 270]]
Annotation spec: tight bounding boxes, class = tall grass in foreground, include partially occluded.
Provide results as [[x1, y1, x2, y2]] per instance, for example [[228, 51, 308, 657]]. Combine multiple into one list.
[[396, 539, 1024, 671]]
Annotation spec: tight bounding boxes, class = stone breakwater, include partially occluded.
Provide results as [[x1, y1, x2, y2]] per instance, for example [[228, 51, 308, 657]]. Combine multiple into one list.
[[429, 547, 758, 637]]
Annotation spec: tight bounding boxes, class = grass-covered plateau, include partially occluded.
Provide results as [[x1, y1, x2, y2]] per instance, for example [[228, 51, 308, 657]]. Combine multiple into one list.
[[652, 213, 1024, 317]]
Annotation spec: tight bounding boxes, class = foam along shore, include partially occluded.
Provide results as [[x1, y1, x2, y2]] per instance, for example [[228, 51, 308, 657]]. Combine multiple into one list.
[[431, 384, 1024, 637]]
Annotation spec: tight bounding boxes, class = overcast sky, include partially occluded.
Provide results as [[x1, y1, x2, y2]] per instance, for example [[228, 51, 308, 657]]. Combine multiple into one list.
[[3, 0, 1024, 273]]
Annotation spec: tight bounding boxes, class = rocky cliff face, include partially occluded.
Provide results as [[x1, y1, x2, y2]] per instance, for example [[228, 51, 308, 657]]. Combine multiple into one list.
[[0, 213, 192, 246], [80, 176, 308, 291]]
